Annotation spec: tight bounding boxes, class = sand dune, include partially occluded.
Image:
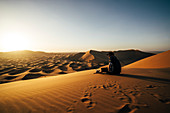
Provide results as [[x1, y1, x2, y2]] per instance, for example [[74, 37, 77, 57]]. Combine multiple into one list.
[[0, 50, 154, 84], [0, 50, 170, 113], [124, 50, 170, 68], [0, 68, 169, 113], [22, 73, 45, 80], [113, 50, 154, 66], [80, 50, 108, 63], [66, 52, 85, 61], [78, 50, 154, 66]]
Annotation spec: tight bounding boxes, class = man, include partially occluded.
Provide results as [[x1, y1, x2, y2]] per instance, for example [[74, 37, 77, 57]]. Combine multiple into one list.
[[108, 52, 121, 74]]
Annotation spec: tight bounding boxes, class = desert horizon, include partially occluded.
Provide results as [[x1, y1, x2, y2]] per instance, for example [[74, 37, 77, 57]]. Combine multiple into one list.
[[0, 49, 169, 83], [0, 49, 166, 54], [0, 0, 170, 113]]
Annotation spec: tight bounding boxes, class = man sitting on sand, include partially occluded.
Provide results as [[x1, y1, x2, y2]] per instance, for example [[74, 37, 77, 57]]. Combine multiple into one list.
[[107, 52, 121, 74]]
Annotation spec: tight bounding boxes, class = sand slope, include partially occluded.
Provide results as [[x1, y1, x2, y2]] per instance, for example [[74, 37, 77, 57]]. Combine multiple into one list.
[[0, 68, 170, 113], [66, 53, 85, 61], [80, 50, 108, 63], [124, 50, 170, 68], [113, 50, 154, 66], [79, 50, 154, 66]]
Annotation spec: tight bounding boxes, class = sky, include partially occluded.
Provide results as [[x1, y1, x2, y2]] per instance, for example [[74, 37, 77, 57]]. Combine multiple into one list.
[[0, 0, 170, 52]]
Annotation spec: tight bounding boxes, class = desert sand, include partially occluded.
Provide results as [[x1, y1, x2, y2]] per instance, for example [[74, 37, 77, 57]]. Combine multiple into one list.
[[0, 50, 169, 113], [0, 50, 153, 84], [124, 50, 170, 68]]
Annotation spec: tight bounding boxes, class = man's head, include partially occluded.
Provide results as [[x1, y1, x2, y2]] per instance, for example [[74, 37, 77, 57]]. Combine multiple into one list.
[[107, 52, 114, 57]]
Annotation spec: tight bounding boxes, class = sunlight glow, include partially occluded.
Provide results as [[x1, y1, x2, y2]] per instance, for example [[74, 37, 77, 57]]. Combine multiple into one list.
[[1, 32, 31, 52]]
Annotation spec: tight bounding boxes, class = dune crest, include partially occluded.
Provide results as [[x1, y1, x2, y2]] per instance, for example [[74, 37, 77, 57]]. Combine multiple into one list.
[[80, 50, 108, 63], [124, 50, 170, 68], [78, 49, 154, 66]]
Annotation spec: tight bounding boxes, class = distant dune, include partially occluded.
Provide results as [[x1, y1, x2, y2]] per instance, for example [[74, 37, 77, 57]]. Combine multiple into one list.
[[0, 49, 155, 84], [66, 52, 85, 61], [114, 50, 154, 66], [124, 50, 170, 68], [80, 50, 108, 63], [76, 50, 154, 66], [146, 51, 165, 54]]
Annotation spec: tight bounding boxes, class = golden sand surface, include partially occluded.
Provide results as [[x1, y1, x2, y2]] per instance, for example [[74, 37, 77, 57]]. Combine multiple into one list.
[[0, 50, 169, 113], [0, 50, 153, 84], [0, 68, 169, 113], [124, 50, 170, 68]]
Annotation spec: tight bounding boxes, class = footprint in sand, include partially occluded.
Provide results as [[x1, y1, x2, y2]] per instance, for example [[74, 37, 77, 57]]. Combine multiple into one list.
[[151, 94, 170, 104], [66, 106, 75, 113], [118, 103, 149, 113], [111, 84, 149, 113], [88, 82, 150, 113], [80, 85, 99, 109], [146, 85, 157, 89], [81, 96, 96, 109], [81, 82, 149, 112], [66, 107, 74, 113], [118, 104, 132, 113], [98, 83, 117, 90], [129, 90, 141, 96], [66, 101, 78, 113]]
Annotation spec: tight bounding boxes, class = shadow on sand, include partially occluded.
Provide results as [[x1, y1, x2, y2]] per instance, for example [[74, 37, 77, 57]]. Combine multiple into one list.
[[103, 73, 170, 84], [120, 74, 170, 84]]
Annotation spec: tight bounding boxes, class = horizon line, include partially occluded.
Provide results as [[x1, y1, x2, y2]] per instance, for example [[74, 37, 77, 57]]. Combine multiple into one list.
[[0, 49, 167, 53]]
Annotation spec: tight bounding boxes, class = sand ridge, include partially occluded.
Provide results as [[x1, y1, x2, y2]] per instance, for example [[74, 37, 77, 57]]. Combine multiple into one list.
[[124, 50, 170, 68], [78, 50, 154, 66]]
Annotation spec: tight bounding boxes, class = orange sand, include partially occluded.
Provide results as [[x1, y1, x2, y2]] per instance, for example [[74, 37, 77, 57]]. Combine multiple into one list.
[[124, 50, 170, 68], [0, 68, 170, 113], [0, 50, 169, 113]]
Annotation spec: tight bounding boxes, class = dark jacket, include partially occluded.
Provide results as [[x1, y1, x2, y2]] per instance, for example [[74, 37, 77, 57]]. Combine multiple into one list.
[[109, 56, 121, 74]]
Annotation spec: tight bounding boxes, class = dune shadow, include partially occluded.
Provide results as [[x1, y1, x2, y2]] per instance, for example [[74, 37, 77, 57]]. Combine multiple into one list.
[[29, 68, 41, 72], [9, 68, 29, 75], [0, 67, 15, 75], [22, 73, 45, 80], [0, 67, 14, 72], [42, 69, 54, 73], [117, 74, 170, 84], [101, 73, 170, 84], [4, 76, 18, 80], [58, 71, 67, 74], [58, 66, 67, 71]]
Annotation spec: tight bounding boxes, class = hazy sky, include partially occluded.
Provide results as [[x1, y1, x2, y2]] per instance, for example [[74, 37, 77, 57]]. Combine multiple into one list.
[[0, 0, 170, 52]]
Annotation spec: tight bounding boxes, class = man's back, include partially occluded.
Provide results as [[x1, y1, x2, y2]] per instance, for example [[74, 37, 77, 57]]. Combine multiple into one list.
[[110, 56, 121, 74]]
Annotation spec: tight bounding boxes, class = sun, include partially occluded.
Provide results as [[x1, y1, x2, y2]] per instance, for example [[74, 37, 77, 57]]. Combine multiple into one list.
[[1, 32, 31, 52]]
